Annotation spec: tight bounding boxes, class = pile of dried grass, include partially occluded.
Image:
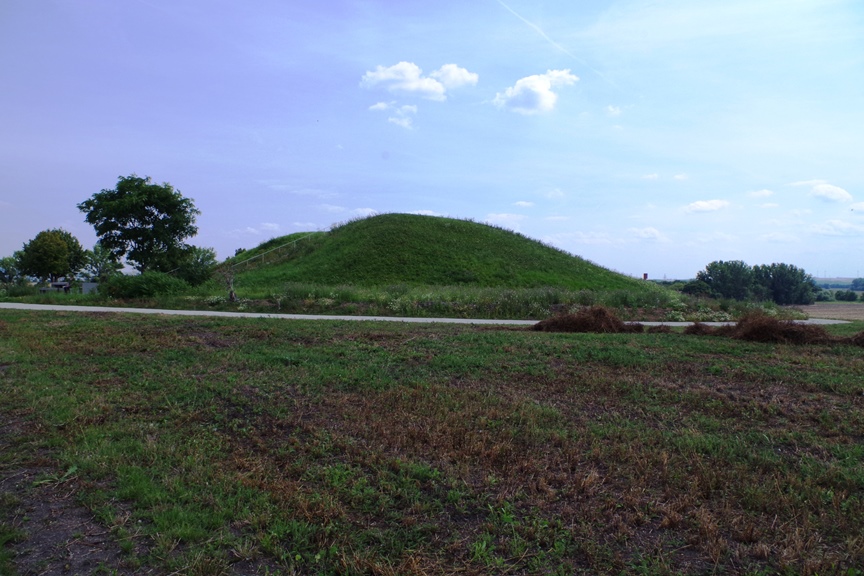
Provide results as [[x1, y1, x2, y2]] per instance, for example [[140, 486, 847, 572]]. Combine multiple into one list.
[[685, 312, 840, 345], [533, 308, 864, 347], [533, 306, 643, 334], [723, 313, 834, 345], [682, 322, 717, 336]]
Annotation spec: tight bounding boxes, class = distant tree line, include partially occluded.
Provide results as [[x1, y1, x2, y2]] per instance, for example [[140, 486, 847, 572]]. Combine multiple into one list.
[[1, 174, 217, 294], [682, 260, 823, 305]]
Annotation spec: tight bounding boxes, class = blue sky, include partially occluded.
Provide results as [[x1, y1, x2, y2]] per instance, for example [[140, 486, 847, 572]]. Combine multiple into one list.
[[2, 0, 862, 279]]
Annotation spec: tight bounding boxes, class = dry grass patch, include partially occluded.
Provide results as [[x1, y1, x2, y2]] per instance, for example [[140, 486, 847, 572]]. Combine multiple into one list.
[[533, 306, 644, 333]]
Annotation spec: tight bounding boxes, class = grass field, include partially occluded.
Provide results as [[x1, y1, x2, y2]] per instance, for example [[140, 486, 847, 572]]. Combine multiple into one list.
[[2, 310, 863, 575]]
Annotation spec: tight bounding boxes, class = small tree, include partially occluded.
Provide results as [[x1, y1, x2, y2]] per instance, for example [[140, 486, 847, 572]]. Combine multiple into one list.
[[851, 278, 864, 291], [175, 246, 217, 286], [16, 229, 86, 283], [0, 256, 23, 285], [78, 175, 200, 272], [83, 243, 124, 282]]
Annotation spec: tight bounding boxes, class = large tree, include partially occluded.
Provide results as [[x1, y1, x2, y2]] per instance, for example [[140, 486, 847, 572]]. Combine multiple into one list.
[[16, 229, 87, 283], [78, 175, 200, 272], [696, 260, 754, 301], [752, 263, 816, 305]]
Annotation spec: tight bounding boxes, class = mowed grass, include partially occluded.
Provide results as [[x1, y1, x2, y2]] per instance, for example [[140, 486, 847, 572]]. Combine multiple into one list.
[[227, 214, 650, 293], [1, 311, 863, 575]]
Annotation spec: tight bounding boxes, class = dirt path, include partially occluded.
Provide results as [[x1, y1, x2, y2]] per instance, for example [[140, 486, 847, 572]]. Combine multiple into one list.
[[0, 302, 852, 325]]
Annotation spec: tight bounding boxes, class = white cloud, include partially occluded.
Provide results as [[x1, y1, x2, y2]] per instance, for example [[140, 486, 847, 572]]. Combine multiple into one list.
[[545, 216, 569, 221], [319, 204, 346, 213], [410, 210, 445, 216], [352, 208, 378, 218], [260, 223, 280, 231], [430, 64, 478, 89], [694, 232, 738, 243], [371, 102, 418, 129], [493, 69, 578, 115], [810, 220, 864, 236], [683, 199, 730, 213], [749, 189, 774, 198], [361, 62, 477, 102], [485, 213, 525, 229], [388, 116, 413, 129], [760, 203, 780, 209], [810, 183, 853, 203], [513, 201, 534, 207], [260, 181, 337, 199], [551, 231, 618, 245], [759, 232, 798, 243], [226, 226, 262, 238], [791, 179, 826, 187], [605, 105, 622, 117], [791, 180, 854, 202], [629, 227, 669, 242], [673, 173, 688, 181], [851, 202, 864, 212], [642, 173, 660, 180], [543, 188, 566, 199], [361, 62, 446, 100]]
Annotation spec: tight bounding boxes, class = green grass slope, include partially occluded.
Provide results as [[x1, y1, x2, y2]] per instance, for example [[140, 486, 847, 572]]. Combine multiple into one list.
[[229, 213, 649, 291]]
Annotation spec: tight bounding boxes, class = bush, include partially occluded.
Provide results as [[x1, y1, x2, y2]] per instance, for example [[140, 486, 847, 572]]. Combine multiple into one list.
[[100, 272, 190, 298], [835, 290, 859, 302]]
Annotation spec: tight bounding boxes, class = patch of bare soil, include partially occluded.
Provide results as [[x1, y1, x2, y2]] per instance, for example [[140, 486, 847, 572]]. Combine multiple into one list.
[[3, 471, 153, 575], [0, 419, 151, 575], [799, 302, 864, 321]]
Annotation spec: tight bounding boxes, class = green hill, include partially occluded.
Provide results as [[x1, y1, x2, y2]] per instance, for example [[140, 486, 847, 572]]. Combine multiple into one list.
[[227, 213, 649, 292]]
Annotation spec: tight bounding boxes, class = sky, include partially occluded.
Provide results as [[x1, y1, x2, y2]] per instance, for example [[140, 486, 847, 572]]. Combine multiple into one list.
[[1, 0, 863, 279]]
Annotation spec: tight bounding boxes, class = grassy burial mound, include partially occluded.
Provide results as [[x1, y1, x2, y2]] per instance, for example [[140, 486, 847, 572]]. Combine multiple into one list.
[[229, 214, 649, 291]]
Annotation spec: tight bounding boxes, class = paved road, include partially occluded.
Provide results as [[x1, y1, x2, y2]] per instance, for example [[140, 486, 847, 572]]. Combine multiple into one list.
[[0, 302, 850, 325]]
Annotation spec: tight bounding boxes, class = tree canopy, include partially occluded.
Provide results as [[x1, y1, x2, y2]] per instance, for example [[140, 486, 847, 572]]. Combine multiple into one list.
[[78, 175, 200, 272], [15, 229, 87, 283], [696, 260, 754, 301], [695, 260, 817, 305]]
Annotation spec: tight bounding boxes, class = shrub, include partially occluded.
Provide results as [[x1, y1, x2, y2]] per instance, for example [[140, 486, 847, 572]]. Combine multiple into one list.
[[835, 290, 858, 302], [100, 272, 190, 298]]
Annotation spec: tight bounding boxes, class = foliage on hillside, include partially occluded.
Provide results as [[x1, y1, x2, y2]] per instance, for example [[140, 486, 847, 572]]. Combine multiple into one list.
[[229, 214, 649, 292]]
